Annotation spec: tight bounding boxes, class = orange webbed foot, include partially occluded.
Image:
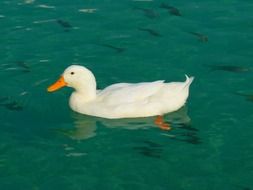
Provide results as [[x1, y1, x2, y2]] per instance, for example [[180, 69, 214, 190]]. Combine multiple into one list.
[[154, 115, 171, 131]]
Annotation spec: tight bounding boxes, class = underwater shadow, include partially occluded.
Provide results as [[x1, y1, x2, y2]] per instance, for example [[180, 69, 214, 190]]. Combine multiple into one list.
[[55, 106, 192, 141]]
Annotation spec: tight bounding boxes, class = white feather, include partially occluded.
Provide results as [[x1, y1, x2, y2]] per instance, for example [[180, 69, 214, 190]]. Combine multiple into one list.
[[49, 65, 194, 119]]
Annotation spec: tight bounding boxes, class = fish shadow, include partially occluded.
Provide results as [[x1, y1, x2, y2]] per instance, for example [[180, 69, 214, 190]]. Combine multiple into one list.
[[133, 140, 163, 159]]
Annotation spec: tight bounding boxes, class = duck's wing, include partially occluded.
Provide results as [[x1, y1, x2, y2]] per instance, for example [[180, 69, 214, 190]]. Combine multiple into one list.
[[97, 81, 165, 105]]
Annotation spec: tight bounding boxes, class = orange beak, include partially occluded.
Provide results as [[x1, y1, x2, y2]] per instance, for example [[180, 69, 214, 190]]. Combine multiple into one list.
[[47, 76, 67, 92]]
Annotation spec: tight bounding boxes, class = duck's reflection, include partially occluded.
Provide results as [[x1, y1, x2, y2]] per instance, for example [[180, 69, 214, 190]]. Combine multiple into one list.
[[58, 106, 191, 141]]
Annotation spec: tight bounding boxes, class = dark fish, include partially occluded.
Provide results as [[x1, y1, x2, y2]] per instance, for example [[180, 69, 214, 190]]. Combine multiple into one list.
[[133, 146, 163, 152], [3, 61, 30, 73], [188, 31, 208, 42], [16, 61, 29, 70], [133, 140, 163, 158], [160, 3, 181, 16], [181, 137, 201, 145], [15, 61, 30, 72], [181, 133, 201, 144], [176, 123, 199, 131], [133, 146, 162, 158], [181, 131, 197, 137], [205, 64, 251, 73], [56, 19, 72, 31], [101, 44, 126, 53], [139, 150, 161, 158], [235, 92, 253, 102], [0, 96, 23, 111], [170, 136, 201, 145], [234, 185, 251, 190], [1, 101, 23, 111], [138, 28, 162, 37], [135, 7, 159, 19], [242, 188, 251, 190], [164, 124, 201, 145]]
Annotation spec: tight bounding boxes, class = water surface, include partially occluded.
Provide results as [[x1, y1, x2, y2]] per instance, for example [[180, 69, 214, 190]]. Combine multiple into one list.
[[1, 0, 253, 189]]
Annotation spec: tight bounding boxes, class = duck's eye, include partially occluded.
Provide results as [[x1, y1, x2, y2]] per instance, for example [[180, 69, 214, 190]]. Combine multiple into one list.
[[70, 72, 75, 75]]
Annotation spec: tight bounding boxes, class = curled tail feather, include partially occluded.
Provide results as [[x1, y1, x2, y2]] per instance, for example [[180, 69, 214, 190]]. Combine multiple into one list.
[[183, 75, 194, 89]]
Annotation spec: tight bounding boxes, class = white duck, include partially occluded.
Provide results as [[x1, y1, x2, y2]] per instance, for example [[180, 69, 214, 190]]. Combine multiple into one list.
[[47, 65, 194, 130]]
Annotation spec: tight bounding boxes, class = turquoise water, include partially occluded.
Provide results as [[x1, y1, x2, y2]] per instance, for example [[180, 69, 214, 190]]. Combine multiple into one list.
[[1, 0, 253, 189]]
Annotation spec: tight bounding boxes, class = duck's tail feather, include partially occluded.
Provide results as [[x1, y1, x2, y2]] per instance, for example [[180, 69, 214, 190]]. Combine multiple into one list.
[[185, 74, 194, 84], [183, 75, 194, 89]]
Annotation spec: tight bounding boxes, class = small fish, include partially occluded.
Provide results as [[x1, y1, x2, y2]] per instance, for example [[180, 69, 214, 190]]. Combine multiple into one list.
[[3, 61, 30, 73], [15, 61, 30, 72], [181, 131, 197, 137], [16, 61, 29, 69], [0, 97, 22, 111], [56, 19, 72, 31], [133, 146, 162, 158], [101, 44, 126, 53], [133, 140, 163, 159], [169, 136, 201, 145], [138, 28, 162, 37], [234, 184, 251, 190], [181, 132, 201, 142], [205, 64, 251, 73], [188, 31, 208, 42], [1, 101, 23, 111], [139, 150, 161, 158], [175, 123, 199, 131], [181, 137, 201, 145], [135, 7, 159, 19], [235, 92, 253, 102], [160, 3, 181, 16], [161, 126, 201, 145]]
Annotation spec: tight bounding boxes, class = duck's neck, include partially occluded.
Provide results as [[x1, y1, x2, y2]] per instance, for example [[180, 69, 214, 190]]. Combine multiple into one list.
[[76, 83, 96, 100], [69, 81, 96, 112], [74, 78, 97, 101], [70, 72, 97, 107]]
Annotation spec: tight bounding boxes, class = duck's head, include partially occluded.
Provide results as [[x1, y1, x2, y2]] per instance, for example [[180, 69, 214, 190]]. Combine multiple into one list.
[[47, 65, 96, 92]]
